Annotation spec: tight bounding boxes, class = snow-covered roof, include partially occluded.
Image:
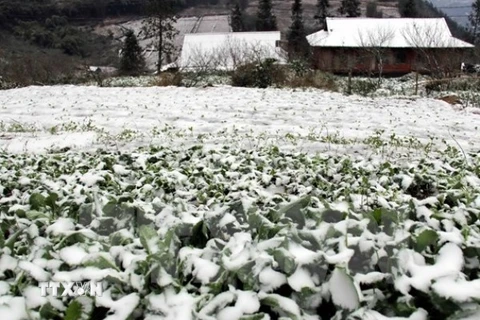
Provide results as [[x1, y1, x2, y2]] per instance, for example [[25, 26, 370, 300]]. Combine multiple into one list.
[[179, 31, 287, 71], [307, 18, 474, 48]]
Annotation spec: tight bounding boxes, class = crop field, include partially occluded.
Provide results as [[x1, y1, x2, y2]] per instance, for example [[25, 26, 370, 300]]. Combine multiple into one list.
[[0, 85, 480, 320]]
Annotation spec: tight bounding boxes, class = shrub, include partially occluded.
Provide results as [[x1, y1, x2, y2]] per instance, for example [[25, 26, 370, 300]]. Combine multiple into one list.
[[231, 58, 283, 88], [0, 53, 78, 87], [289, 59, 309, 77], [348, 79, 378, 96], [425, 78, 480, 96], [149, 72, 183, 87], [31, 30, 56, 48], [60, 35, 85, 56], [45, 15, 68, 30], [286, 70, 338, 91]]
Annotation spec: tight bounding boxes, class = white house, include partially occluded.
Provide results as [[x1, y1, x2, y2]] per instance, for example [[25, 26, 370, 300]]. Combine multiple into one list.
[[178, 31, 288, 71]]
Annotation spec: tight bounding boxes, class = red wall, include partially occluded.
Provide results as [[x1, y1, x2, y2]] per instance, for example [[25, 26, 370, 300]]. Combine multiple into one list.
[[311, 47, 465, 75]]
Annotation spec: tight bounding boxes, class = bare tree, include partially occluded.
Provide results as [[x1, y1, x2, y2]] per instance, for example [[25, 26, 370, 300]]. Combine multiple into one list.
[[401, 21, 464, 78], [181, 36, 287, 72], [357, 26, 395, 84]]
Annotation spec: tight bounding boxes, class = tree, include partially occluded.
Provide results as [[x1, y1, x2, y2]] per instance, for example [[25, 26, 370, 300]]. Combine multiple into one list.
[[402, 21, 462, 78], [230, 0, 249, 10], [230, 3, 245, 32], [143, 0, 178, 73], [256, 0, 277, 31], [314, 0, 330, 29], [399, 0, 417, 18], [469, 0, 480, 44], [339, 0, 361, 18], [366, 1, 383, 18], [120, 30, 146, 75], [288, 0, 309, 58], [358, 26, 394, 83]]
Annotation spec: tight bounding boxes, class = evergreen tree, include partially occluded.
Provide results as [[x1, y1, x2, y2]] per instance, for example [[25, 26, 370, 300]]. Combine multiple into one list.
[[256, 0, 277, 31], [120, 30, 145, 75], [314, 0, 330, 29], [366, 1, 383, 18], [230, 2, 244, 32], [399, 0, 417, 18], [339, 0, 361, 17], [288, 0, 309, 58], [143, 0, 178, 73], [469, 0, 480, 43]]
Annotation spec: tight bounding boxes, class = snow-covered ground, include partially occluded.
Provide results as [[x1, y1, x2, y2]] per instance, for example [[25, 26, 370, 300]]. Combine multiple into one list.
[[0, 85, 479, 155]]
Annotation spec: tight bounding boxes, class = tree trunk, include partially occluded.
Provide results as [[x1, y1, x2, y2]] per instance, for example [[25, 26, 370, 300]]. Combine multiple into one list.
[[347, 69, 352, 95], [157, 19, 163, 74], [415, 71, 419, 95]]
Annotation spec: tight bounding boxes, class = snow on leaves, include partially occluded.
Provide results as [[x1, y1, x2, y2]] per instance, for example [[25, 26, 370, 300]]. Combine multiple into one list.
[[0, 145, 479, 319]]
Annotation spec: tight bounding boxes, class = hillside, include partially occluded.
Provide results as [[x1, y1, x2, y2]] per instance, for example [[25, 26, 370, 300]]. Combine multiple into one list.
[[179, 0, 402, 32], [0, 0, 474, 83]]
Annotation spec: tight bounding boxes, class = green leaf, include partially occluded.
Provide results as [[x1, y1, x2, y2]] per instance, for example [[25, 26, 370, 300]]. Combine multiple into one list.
[[26, 210, 51, 221], [5, 229, 24, 251], [65, 297, 94, 320], [78, 203, 94, 225], [83, 255, 119, 271], [15, 209, 26, 218], [102, 201, 119, 217], [29, 193, 46, 210], [207, 270, 228, 295], [277, 196, 310, 228], [272, 248, 297, 276], [45, 192, 59, 212], [40, 303, 60, 319], [371, 208, 383, 225], [139, 225, 158, 254], [236, 260, 257, 290], [415, 229, 439, 252], [64, 300, 82, 320], [0, 229, 4, 248], [110, 231, 133, 246], [93, 217, 117, 236], [447, 306, 480, 320], [260, 295, 301, 319], [321, 209, 345, 223], [190, 220, 210, 249], [239, 314, 269, 320], [329, 268, 360, 311], [56, 232, 88, 249]]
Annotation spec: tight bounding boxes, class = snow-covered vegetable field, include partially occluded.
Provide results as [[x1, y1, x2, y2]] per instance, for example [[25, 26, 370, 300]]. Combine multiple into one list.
[[0, 85, 479, 155], [0, 85, 480, 320]]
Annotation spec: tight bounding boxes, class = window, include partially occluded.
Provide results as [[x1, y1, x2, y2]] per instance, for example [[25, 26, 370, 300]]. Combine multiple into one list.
[[395, 51, 407, 63]]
